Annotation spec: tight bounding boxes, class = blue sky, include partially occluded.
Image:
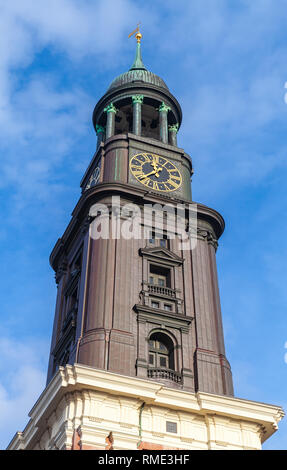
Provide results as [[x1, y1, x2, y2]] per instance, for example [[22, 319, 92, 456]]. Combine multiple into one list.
[[0, 0, 286, 450]]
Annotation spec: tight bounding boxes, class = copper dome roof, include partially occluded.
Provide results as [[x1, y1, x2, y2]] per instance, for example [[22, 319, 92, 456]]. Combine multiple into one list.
[[107, 38, 169, 92], [108, 68, 169, 91]]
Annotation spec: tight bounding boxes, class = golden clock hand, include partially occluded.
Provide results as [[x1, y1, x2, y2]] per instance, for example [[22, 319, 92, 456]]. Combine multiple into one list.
[[139, 169, 158, 179], [152, 156, 160, 170], [154, 167, 163, 178], [139, 167, 163, 180]]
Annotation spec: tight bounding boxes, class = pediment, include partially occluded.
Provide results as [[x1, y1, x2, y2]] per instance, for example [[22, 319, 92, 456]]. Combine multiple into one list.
[[139, 246, 184, 265]]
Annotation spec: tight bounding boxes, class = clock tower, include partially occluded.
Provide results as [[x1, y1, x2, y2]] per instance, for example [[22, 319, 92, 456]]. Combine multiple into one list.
[[45, 28, 233, 396], [8, 30, 283, 451]]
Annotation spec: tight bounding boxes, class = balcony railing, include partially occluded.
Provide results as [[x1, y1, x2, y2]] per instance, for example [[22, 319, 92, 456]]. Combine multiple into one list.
[[147, 368, 182, 384], [147, 284, 176, 298]]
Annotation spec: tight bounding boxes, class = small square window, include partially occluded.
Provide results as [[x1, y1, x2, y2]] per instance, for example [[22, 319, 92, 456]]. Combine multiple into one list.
[[164, 304, 172, 311], [166, 421, 177, 434], [151, 301, 159, 309]]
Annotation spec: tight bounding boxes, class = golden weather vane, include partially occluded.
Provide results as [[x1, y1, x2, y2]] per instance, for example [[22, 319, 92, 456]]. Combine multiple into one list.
[[128, 23, 142, 43]]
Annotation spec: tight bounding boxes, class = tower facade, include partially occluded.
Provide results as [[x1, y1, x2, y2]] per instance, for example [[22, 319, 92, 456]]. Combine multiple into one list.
[[8, 33, 283, 451], [47, 34, 233, 397]]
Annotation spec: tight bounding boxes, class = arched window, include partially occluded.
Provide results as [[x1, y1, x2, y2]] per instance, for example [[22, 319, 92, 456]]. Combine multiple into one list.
[[148, 332, 175, 370]]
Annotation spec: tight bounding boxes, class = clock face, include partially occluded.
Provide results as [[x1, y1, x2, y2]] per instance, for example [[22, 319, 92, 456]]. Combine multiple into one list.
[[130, 153, 182, 192], [85, 166, 100, 190]]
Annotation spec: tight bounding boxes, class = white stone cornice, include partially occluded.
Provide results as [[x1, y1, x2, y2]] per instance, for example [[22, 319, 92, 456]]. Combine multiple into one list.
[[196, 391, 285, 442], [7, 364, 284, 450]]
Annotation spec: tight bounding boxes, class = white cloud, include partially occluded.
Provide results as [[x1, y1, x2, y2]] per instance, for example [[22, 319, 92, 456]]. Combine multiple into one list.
[[0, 75, 93, 215], [0, 0, 156, 209], [0, 335, 48, 449], [0, 0, 153, 62], [158, 0, 287, 195]]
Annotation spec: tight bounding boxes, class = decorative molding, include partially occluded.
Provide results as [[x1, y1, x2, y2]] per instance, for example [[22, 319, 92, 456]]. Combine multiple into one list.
[[197, 228, 218, 251], [168, 123, 179, 133], [55, 258, 68, 285], [95, 124, 105, 135], [139, 246, 184, 267], [132, 94, 144, 104], [104, 102, 117, 114], [159, 102, 171, 113], [89, 416, 103, 423], [81, 214, 96, 235], [134, 304, 192, 333]]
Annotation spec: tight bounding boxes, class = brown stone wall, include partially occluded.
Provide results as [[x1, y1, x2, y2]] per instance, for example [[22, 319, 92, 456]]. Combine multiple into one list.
[[191, 227, 233, 395], [48, 185, 233, 396]]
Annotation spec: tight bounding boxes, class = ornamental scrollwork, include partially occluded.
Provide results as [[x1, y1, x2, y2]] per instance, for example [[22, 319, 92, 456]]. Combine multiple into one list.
[[197, 228, 218, 251]]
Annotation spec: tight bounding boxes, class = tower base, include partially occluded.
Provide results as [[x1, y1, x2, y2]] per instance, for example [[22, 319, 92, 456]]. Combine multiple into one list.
[[7, 364, 284, 450]]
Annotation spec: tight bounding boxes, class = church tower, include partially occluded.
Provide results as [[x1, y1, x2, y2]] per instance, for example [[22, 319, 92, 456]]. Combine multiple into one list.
[[8, 30, 283, 451], [46, 27, 233, 398]]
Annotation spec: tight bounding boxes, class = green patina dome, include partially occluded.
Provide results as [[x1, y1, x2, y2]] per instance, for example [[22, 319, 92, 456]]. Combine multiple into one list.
[[108, 69, 169, 91], [108, 41, 169, 92]]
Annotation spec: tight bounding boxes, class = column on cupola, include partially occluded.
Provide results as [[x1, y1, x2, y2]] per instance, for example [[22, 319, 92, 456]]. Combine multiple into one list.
[[132, 95, 144, 135], [168, 123, 179, 147], [96, 124, 105, 148], [104, 103, 117, 139], [158, 102, 171, 144]]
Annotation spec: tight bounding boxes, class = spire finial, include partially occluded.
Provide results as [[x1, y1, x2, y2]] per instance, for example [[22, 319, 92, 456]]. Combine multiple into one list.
[[128, 23, 146, 71], [128, 23, 142, 43]]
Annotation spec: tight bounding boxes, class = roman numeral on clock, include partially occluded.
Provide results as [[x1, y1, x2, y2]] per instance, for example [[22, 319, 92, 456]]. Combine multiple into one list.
[[132, 169, 144, 177], [167, 180, 178, 189]]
